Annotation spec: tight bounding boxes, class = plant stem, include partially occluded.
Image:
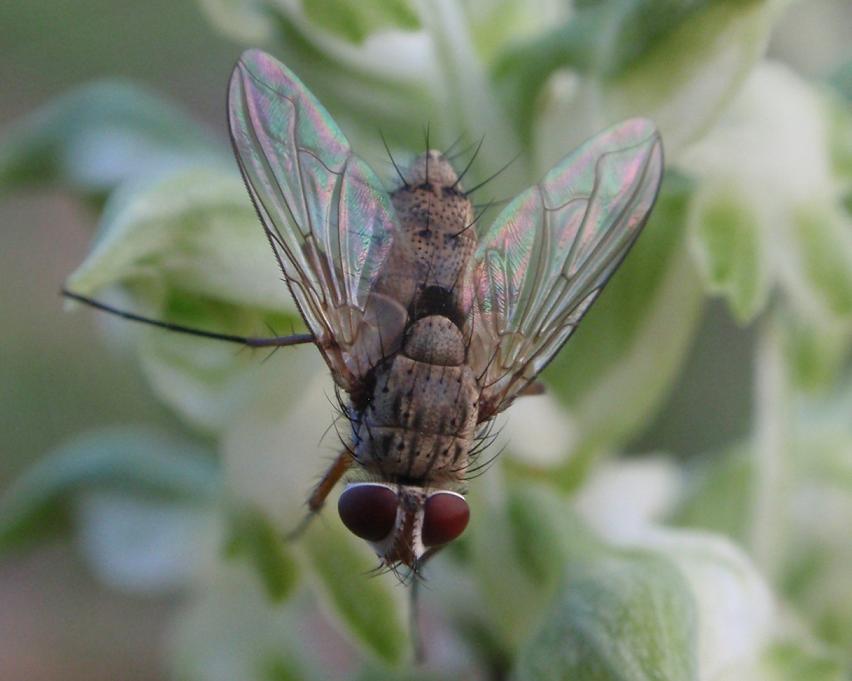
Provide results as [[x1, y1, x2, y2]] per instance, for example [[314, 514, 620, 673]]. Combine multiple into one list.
[[749, 312, 791, 580]]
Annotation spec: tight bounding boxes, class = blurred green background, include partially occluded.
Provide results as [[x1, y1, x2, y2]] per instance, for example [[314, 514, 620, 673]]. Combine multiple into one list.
[[1, 4, 238, 679], [1, 1, 851, 680]]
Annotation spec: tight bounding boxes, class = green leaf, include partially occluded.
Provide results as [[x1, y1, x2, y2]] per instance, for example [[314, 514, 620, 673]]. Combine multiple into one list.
[[75, 490, 219, 593], [736, 642, 850, 681], [506, 480, 601, 586], [793, 203, 852, 319], [491, 6, 602, 147], [303, 0, 419, 43], [169, 571, 324, 681], [261, 655, 317, 681], [66, 164, 293, 313], [638, 529, 774, 678], [200, 0, 420, 46], [825, 87, 852, 186], [417, 0, 527, 198], [463, 0, 570, 64], [671, 445, 752, 544], [0, 80, 219, 198], [302, 521, 409, 664], [351, 665, 452, 681], [225, 506, 299, 602], [134, 302, 307, 434], [544, 173, 703, 473], [514, 550, 697, 681], [198, 1, 434, 150], [62, 163, 307, 433], [597, 0, 777, 153], [689, 185, 768, 323], [464, 478, 602, 650], [679, 63, 851, 325], [195, 0, 276, 44], [219, 366, 346, 531], [780, 309, 851, 392], [0, 427, 218, 552], [494, 0, 779, 153]]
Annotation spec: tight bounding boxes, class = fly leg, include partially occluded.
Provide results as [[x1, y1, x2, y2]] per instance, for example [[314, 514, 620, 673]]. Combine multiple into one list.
[[62, 289, 314, 348], [284, 450, 353, 540], [518, 381, 546, 397]]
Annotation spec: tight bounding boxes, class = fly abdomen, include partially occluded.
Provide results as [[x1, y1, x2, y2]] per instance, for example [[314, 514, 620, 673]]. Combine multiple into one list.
[[355, 315, 479, 483]]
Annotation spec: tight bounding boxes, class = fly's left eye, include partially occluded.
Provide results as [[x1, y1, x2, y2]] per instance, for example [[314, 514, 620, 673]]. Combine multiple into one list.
[[338, 484, 399, 542], [421, 491, 469, 547]]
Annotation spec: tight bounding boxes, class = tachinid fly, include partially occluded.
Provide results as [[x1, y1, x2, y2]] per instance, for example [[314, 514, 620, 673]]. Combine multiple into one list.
[[65, 49, 664, 575]]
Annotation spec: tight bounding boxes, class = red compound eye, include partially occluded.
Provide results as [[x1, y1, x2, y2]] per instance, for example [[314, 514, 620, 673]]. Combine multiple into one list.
[[422, 491, 469, 547], [338, 484, 398, 542]]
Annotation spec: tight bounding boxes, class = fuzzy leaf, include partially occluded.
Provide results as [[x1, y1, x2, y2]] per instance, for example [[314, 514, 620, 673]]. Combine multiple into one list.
[[0, 80, 218, 197], [62, 163, 307, 433], [679, 64, 849, 324], [302, 521, 409, 664], [825, 86, 852, 186], [714, 642, 849, 681], [76, 490, 219, 594], [463, 0, 568, 64], [198, 0, 434, 149], [0, 427, 217, 552], [689, 185, 768, 323], [594, 0, 778, 154], [793, 203, 852, 320], [225, 506, 299, 602], [495, 0, 779, 155], [501, 391, 578, 467], [465, 478, 602, 649], [763, 643, 848, 681], [201, 0, 420, 46], [672, 445, 753, 544], [636, 529, 774, 679], [780, 309, 851, 392], [134, 308, 307, 435], [506, 481, 602, 586], [574, 458, 683, 543], [66, 164, 292, 313], [514, 550, 697, 681], [195, 0, 277, 44], [302, 0, 419, 43], [352, 666, 453, 681], [169, 571, 324, 681]]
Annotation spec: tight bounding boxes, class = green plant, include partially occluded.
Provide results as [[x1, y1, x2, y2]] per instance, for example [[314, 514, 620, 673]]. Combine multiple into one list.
[[2, 1, 851, 679]]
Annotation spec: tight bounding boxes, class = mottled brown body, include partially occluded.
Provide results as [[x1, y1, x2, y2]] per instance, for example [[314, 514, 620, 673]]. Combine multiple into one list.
[[372, 151, 477, 316], [354, 315, 479, 483], [353, 151, 480, 485], [69, 53, 663, 577]]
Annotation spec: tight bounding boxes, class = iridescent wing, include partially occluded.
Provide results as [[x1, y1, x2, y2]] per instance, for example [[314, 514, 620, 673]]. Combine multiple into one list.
[[467, 119, 664, 419], [228, 50, 406, 389]]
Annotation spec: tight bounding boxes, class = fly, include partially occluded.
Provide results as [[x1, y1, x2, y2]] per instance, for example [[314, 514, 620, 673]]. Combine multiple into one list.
[[65, 49, 664, 579]]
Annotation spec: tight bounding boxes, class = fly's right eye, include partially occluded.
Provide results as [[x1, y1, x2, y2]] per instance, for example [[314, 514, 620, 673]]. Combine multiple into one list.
[[338, 484, 399, 542], [422, 491, 469, 546]]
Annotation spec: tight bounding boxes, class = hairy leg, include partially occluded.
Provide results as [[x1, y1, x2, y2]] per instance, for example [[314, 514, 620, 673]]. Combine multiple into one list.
[[284, 450, 353, 540]]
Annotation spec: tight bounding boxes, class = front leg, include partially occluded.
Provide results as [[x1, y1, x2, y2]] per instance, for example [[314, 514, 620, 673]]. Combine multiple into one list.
[[284, 449, 353, 540]]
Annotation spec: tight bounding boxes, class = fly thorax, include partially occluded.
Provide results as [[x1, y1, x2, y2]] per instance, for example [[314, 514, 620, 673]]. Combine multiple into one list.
[[405, 150, 458, 187], [403, 315, 465, 366], [392, 152, 476, 294]]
